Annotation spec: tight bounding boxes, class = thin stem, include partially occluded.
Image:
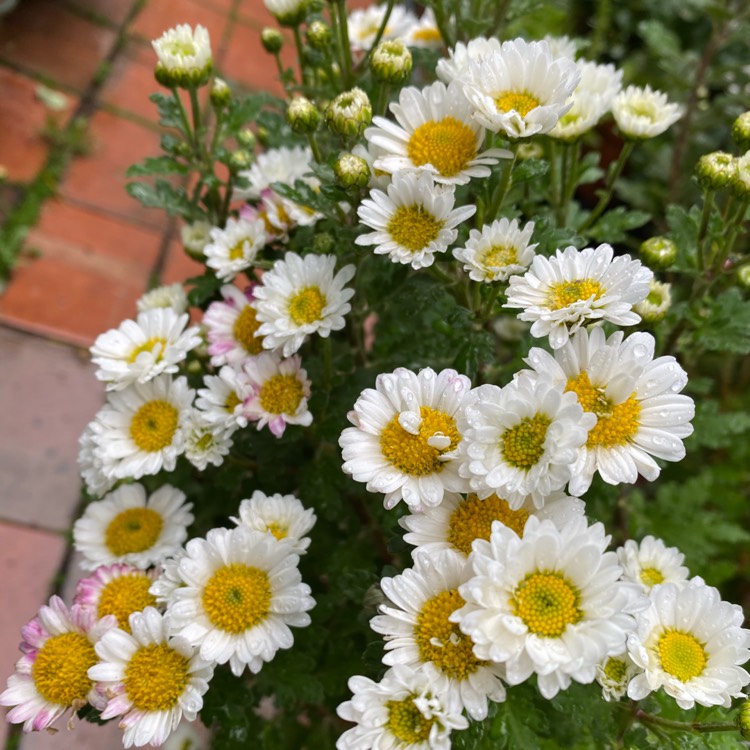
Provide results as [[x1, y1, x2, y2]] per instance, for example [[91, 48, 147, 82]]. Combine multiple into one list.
[[696, 190, 714, 272], [292, 25, 309, 88], [334, 0, 354, 86], [633, 708, 737, 735], [431, 0, 454, 48], [479, 283, 501, 322], [306, 131, 323, 163], [374, 82, 391, 117], [171, 89, 194, 149], [491, 0, 513, 37], [272, 50, 296, 96], [188, 87, 204, 158], [562, 140, 582, 222], [486, 145, 518, 221]]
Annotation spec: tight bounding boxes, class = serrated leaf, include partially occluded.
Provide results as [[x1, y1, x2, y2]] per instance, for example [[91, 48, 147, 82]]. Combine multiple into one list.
[[126, 156, 189, 177], [512, 158, 549, 184], [149, 91, 185, 130], [126, 179, 191, 217], [686, 400, 750, 450], [687, 288, 750, 355], [589, 206, 650, 243]]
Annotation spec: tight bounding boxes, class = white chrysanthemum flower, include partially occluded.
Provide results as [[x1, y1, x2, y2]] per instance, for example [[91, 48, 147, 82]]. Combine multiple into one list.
[[79, 422, 116, 498], [543, 34, 578, 60], [617, 535, 690, 593], [356, 171, 475, 269], [242, 353, 312, 437], [577, 60, 622, 107], [74, 563, 159, 633], [0, 596, 116, 732], [137, 283, 188, 315], [634, 278, 671, 321], [399, 490, 585, 560], [627, 578, 750, 709], [336, 665, 468, 749], [73, 483, 193, 571], [436, 36, 502, 84], [596, 652, 641, 701], [347, 4, 417, 52], [264, 0, 307, 25], [90, 309, 202, 392], [165, 526, 315, 676], [371, 550, 506, 720], [253, 252, 356, 357], [505, 243, 653, 350], [612, 84, 684, 139], [454, 516, 647, 699], [524, 327, 695, 494], [150, 552, 187, 606], [366, 80, 509, 185], [340, 367, 472, 511], [90, 375, 195, 481], [453, 218, 537, 282], [181, 220, 212, 256], [195, 365, 254, 430], [457, 38, 580, 137], [204, 284, 266, 367], [403, 7, 442, 49], [203, 217, 267, 282], [231, 490, 316, 554], [89, 607, 213, 749], [183, 412, 234, 471], [458, 372, 595, 508], [152, 24, 212, 78]]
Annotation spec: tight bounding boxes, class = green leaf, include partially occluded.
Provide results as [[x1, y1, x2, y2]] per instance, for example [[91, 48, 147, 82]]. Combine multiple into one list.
[[126, 156, 189, 177], [512, 158, 549, 184], [589, 206, 650, 243], [685, 400, 750, 450], [686, 288, 750, 355], [186, 272, 222, 307], [149, 92, 184, 130], [126, 179, 191, 217]]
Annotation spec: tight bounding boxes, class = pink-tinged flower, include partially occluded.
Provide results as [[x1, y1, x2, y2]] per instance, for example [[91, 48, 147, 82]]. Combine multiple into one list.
[[0, 596, 116, 733]]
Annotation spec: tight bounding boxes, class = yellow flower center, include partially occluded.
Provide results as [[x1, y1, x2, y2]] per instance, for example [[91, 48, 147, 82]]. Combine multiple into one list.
[[494, 90, 541, 117], [127, 336, 167, 364], [105, 507, 164, 556], [228, 239, 248, 261], [232, 305, 264, 355], [512, 570, 582, 637], [415, 588, 483, 680], [385, 697, 434, 744], [129, 399, 179, 452], [288, 285, 326, 325], [602, 656, 628, 683], [407, 117, 477, 178], [501, 414, 551, 470], [32, 632, 97, 706], [380, 406, 459, 476], [387, 205, 444, 253], [258, 374, 304, 415], [97, 574, 158, 632], [195, 432, 214, 450], [202, 563, 272, 633], [565, 372, 641, 448], [657, 629, 707, 682], [447, 493, 529, 555], [225, 390, 242, 413], [266, 522, 287, 541], [640, 567, 665, 588], [414, 27, 441, 42], [479, 244, 517, 273], [124, 643, 190, 711], [547, 278, 603, 310]]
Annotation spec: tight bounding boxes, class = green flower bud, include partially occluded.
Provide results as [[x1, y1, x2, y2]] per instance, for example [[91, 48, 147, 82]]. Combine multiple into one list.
[[730, 151, 750, 200], [695, 151, 737, 191], [738, 698, 750, 740], [371, 39, 412, 84], [517, 142, 545, 160], [639, 236, 677, 269], [229, 149, 253, 170], [237, 128, 257, 149], [736, 263, 750, 290], [634, 279, 671, 322], [326, 87, 372, 138], [334, 153, 371, 189], [181, 219, 212, 260], [312, 232, 334, 253], [261, 27, 284, 54], [264, 0, 308, 27], [209, 77, 231, 109], [307, 20, 331, 50], [731, 112, 750, 151], [256, 126, 271, 146], [287, 96, 320, 134]]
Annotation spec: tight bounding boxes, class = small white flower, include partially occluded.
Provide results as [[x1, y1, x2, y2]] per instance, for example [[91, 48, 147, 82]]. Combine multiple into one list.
[[612, 84, 684, 140], [505, 243, 653, 349], [453, 218, 537, 282], [596, 652, 641, 702], [617, 535, 690, 593], [137, 283, 188, 315], [90, 309, 202, 391], [254, 252, 355, 357], [346, 4, 417, 52], [180, 220, 212, 256], [152, 24, 212, 79], [79, 422, 116, 498], [183, 412, 233, 471], [204, 217, 267, 282], [73, 483, 193, 570], [542, 34, 578, 60], [436, 36, 502, 84], [204, 284, 266, 367], [264, 0, 307, 25], [195, 365, 254, 430], [356, 171, 475, 269], [403, 7, 442, 49], [627, 578, 750, 709], [634, 278, 671, 321]]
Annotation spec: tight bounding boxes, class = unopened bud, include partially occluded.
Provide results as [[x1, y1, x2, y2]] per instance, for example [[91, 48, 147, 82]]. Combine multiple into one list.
[[738, 698, 750, 741], [736, 264, 750, 290], [731, 112, 750, 151], [181, 220, 212, 260], [371, 39, 412, 84], [229, 149, 253, 170], [695, 151, 736, 191], [256, 126, 271, 146], [307, 20, 331, 50], [210, 77, 231, 108], [287, 96, 320, 134], [326, 87, 372, 138], [261, 27, 284, 54], [334, 153, 371, 189], [312, 232, 334, 253], [730, 151, 750, 200], [237, 128, 256, 149], [634, 279, 671, 322], [639, 236, 677, 269]]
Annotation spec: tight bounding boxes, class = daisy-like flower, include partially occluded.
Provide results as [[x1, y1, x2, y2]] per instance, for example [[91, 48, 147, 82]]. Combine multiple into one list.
[[79, 422, 116, 498], [137, 283, 188, 315], [89, 607, 213, 748], [242, 353, 313, 437], [336, 665, 468, 749], [90, 375, 195, 481], [435, 36, 502, 84], [0, 596, 115, 732], [74, 564, 159, 633], [204, 284, 266, 367], [365, 80, 509, 185], [253, 252, 356, 357], [453, 218, 537, 282], [399, 490, 584, 560], [340, 367, 472, 511], [150, 552, 187, 606], [634, 278, 671, 322], [458, 372, 595, 508], [231, 490, 316, 554], [457, 38, 580, 138], [203, 217, 267, 282], [165, 526, 315, 676], [612, 84, 684, 139], [90, 309, 202, 392], [403, 8, 442, 49], [596, 652, 641, 701], [73, 483, 193, 570], [454, 516, 647, 699], [152, 24, 212, 87], [505, 243, 653, 350], [543, 34, 578, 60], [524, 327, 695, 494], [346, 4, 417, 53], [181, 220, 212, 257], [617, 535, 690, 593], [264, 0, 307, 26], [372, 550, 506, 720], [183, 412, 234, 471], [627, 578, 750, 708], [195, 365, 254, 430], [356, 170, 475, 269]]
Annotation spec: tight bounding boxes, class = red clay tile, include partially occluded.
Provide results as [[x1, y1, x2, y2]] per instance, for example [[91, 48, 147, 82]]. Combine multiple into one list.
[[0, 0, 117, 91], [67, 0, 139, 26], [0, 68, 77, 183], [160, 237, 206, 284], [59, 110, 171, 230]]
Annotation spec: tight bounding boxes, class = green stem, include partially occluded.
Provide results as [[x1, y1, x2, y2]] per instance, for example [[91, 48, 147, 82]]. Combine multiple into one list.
[[486, 145, 518, 221], [272, 51, 296, 96], [491, 0, 513, 37], [171, 89, 194, 150], [561, 140, 581, 225], [479, 283, 501, 322], [334, 0, 354, 86], [431, 0, 455, 48], [188, 87, 204, 157], [292, 25, 309, 88], [633, 709, 737, 735], [306, 131, 323, 163], [374, 82, 391, 117], [697, 190, 714, 272]]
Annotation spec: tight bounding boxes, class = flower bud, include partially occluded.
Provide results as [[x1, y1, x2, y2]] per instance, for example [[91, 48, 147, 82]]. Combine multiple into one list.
[[731, 112, 750, 151], [516, 142, 544, 160], [181, 220, 213, 260], [736, 264, 750, 290], [334, 153, 371, 189], [229, 149, 253, 171], [152, 24, 213, 89], [312, 232, 334, 253], [261, 27, 284, 54], [326, 87, 372, 138], [287, 96, 320, 134], [264, 0, 308, 27], [695, 151, 737, 191], [634, 279, 671, 322], [730, 151, 750, 200], [639, 236, 677, 269], [307, 20, 331, 50], [738, 698, 750, 741], [371, 39, 412, 84], [210, 77, 231, 109], [237, 128, 257, 149], [256, 126, 271, 146]]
